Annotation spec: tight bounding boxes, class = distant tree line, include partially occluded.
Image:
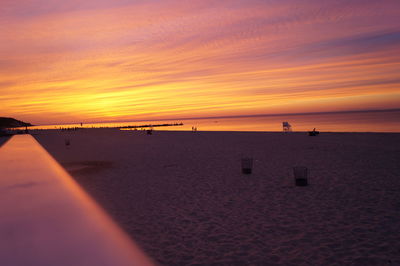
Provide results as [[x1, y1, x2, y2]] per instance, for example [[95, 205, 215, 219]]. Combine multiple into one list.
[[0, 117, 32, 128]]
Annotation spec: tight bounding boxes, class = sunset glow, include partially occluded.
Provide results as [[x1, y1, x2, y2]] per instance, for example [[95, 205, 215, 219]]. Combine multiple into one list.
[[1, 0, 400, 124]]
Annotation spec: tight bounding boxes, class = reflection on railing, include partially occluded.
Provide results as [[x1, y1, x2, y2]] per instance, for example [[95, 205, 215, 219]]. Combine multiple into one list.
[[0, 135, 154, 266]]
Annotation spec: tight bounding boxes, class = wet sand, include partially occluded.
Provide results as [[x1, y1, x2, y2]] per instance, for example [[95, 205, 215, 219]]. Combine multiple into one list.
[[34, 129, 400, 265]]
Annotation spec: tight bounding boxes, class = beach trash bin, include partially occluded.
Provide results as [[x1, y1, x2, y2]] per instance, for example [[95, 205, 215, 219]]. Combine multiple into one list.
[[241, 158, 253, 174], [293, 166, 308, 186]]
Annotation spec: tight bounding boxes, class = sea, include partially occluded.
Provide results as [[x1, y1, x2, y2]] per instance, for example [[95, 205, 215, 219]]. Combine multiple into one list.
[[23, 109, 400, 133]]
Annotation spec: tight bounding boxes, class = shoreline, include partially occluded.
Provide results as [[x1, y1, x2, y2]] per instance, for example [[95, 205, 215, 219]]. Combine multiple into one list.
[[27, 128, 400, 134]]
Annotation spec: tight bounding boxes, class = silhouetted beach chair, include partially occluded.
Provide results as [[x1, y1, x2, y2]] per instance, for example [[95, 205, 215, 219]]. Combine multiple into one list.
[[308, 128, 319, 136], [282, 122, 292, 132]]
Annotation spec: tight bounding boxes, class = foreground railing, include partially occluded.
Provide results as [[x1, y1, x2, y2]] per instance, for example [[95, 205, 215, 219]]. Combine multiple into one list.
[[0, 135, 154, 266]]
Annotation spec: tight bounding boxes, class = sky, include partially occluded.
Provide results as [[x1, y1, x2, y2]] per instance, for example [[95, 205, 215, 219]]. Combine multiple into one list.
[[1, 0, 400, 124]]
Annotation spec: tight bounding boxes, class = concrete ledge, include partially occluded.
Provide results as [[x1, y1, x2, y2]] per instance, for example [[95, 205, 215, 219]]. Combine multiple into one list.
[[0, 135, 154, 266]]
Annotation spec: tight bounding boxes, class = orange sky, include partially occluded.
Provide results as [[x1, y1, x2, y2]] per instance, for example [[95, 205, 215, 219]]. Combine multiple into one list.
[[1, 0, 400, 124]]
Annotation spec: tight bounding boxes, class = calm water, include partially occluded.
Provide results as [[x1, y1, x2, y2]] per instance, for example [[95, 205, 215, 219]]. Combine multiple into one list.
[[24, 110, 400, 133]]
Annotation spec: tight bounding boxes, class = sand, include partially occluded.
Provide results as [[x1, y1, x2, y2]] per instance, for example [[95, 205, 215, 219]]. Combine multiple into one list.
[[33, 129, 400, 265]]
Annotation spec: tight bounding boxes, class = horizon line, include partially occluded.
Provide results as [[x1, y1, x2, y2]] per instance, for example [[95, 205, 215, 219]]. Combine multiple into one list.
[[32, 108, 400, 126]]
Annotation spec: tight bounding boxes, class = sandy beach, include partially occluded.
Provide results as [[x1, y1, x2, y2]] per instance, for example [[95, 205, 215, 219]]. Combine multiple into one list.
[[33, 129, 400, 265]]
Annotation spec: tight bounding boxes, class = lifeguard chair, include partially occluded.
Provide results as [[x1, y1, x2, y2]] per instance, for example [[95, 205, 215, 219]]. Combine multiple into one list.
[[282, 122, 292, 132]]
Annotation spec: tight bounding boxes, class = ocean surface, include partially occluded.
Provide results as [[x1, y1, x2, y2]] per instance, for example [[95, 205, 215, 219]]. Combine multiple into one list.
[[25, 109, 400, 133]]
